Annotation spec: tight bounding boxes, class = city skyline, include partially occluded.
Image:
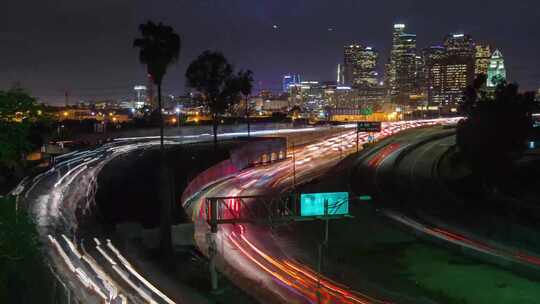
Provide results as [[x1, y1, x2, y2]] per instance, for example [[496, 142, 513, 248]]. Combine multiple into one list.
[[2, 0, 540, 104]]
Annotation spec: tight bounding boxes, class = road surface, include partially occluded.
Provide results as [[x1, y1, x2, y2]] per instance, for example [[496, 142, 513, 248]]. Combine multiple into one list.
[[14, 125, 356, 304], [184, 119, 458, 303], [350, 127, 540, 272]]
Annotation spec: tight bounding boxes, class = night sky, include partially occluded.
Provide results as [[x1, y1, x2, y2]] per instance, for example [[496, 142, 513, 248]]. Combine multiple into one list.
[[2, 0, 539, 104]]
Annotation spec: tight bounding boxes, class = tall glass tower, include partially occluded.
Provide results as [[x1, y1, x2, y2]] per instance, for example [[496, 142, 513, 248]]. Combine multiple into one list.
[[487, 50, 506, 88]]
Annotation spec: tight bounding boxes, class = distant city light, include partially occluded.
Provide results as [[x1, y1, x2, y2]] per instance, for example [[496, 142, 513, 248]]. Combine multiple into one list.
[[394, 24, 406, 29], [272, 24, 278, 29], [453, 33, 465, 38]]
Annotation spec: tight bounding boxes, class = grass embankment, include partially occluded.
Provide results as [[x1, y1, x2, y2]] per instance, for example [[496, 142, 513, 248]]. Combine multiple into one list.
[[437, 147, 540, 255]]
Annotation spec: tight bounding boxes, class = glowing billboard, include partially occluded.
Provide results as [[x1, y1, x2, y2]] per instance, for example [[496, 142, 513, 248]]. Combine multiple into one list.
[[300, 192, 349, 217]]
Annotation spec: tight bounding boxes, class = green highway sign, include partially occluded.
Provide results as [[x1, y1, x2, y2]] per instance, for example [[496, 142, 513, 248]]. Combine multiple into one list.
[[300, 192, 349, 217], [357, 121, 382, 132]]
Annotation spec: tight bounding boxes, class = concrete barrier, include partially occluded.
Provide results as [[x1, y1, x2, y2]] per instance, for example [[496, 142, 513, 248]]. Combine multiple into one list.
[[230, 137, 287, 168], [180, 137, 288, 206], [181, 159, 240, 205]]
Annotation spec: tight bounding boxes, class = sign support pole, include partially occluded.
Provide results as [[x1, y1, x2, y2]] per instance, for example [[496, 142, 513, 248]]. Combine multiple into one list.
[[317, 199, 330, 304], [356, 126, 359, 153]]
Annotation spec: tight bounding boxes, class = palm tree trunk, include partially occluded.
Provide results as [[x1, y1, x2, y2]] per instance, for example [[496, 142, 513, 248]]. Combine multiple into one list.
[[246, 95, 250, 137], [212, 113, 218, 151], [158, 83, 164, 149], [158, 83, 172, 254]]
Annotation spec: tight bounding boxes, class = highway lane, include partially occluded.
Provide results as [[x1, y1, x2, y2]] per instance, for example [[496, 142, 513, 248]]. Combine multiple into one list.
[[353, 128, 540, 273], [15, 126, 360, 304], [185, 119, 458, 304], [13, 121, 454, 304]]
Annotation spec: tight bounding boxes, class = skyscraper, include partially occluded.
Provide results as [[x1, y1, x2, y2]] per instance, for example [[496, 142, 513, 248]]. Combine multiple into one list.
[[133, 85, 147, 109], [395, 32, 418, 98], [475, 44, 492, 77], [444, 34, 475, 58], [423, 46, 447, 104], [343, 44, 362, 85], [487, 50, 506, 87], [424, 34, 477, 105], [388, 24, 406, 95], [337, 64, 344, 85], [355, 46, 379, 88], [283, 74, 301, 92]]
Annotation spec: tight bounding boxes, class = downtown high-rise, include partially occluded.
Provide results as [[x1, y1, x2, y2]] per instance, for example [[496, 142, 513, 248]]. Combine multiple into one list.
[[387, 23, 421, 101], [487, 49, 506, 87], [424, 34, 476, 104], [343, 44, 379, 88], [283, 74, 301, 92], [475, 44, 492, 77]]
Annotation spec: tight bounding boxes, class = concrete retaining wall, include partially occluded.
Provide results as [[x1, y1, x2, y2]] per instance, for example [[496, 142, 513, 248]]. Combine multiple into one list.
[[180, 137, 288, 206]]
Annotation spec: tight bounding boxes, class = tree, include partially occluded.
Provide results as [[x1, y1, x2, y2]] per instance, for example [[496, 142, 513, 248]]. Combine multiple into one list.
[[456, 81, 534, 187], [133, 21, 181, 149], [0, 196, 52, 303], [185, 51, 248, 149], [134, 21, 181, 254], [236, 70, 254, 136], [0, 88, 50, 190]]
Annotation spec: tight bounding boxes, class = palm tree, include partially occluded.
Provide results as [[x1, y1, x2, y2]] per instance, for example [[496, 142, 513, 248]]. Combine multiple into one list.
[[134, 21, 181, 149], [186, 51, 247, 149], [236, 70, 254, 136], [134, 21, 180, 253]]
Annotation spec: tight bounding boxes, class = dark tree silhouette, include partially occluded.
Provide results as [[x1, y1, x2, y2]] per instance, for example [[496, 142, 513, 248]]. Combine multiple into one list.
[[461, 74, 487, 115], [457, 81, 534, 187], [134, 21, 181, 149], [185, 51, 248, 149], [237, 70, 254, 136], [134, 21, 181, 253]]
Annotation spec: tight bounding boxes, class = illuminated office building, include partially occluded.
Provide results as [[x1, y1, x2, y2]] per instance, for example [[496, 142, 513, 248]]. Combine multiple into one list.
[[475, 44, 492, 77], [355, 46, 379, 88], [487, 49, 506, 87], [395, 32, 418, 98], [343, 44, 362, 85], [283, 74, 301, 92], [133, 85, 147, 109], [424, 34, 476, 105], [444, 34, 475, 58], [388, 23, 407, 95], [423, 46, 447, 104]]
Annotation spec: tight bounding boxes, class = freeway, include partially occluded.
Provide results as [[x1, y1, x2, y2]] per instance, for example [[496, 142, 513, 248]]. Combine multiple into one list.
[[184, 119, 459, 304], [14, 125, 356, 304], [351, 128, 540, 272]]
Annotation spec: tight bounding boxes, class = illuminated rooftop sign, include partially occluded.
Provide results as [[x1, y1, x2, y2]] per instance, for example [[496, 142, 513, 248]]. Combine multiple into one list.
[[394, 24, 406, 29], [300, 192, 349, 217]]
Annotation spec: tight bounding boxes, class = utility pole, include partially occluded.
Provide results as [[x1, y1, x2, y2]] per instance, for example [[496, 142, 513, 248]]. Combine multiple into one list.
[[317, 199, 330, 304]]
